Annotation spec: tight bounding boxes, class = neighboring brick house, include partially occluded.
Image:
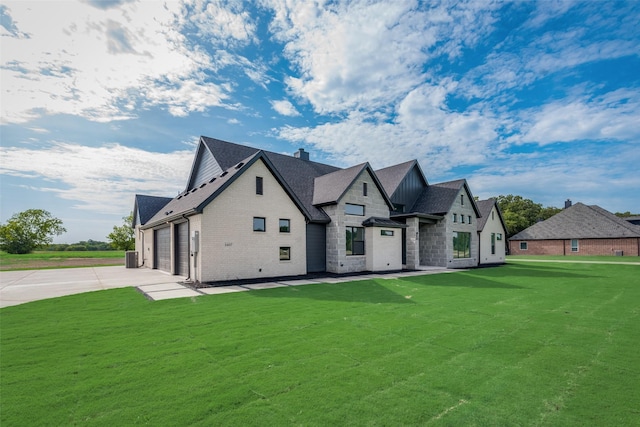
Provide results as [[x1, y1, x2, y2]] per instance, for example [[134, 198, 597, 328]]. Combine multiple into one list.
[[509, 202, 640, 257], [133, 136, 483, 283], [475, 199, 508, 265]]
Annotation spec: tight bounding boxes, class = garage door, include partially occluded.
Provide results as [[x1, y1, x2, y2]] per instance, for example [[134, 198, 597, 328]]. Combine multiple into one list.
[[154, 227, 171, 272], [175, 222, 189, 276]]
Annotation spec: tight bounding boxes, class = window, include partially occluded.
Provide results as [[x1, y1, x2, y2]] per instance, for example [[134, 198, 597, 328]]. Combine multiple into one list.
[[453, 232, 471, 258], [571, 239, 579, 252], [520, 242, 528, 250], [253, 217, 266, 232], [345, 203, 365, 216], [256, 176, 263, 195], [461, 194, 464, 205], [279, 247, 290, 261], [491, 233, 496, 255], [279, 219, 290, 233], [468, 215, 472, 224], [497, 233, 502, 241], [380, 230, 394, 236], [393, 204, 405, 213], [461, 215, 465, 224], [346, 227, 365, 255], [363, 182, 368, 196], [453, 213, 457, 223], [491, 211, 495, 220]]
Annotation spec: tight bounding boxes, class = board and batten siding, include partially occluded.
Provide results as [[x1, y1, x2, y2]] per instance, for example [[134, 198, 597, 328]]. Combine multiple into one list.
[[390, 165, 426, 213]]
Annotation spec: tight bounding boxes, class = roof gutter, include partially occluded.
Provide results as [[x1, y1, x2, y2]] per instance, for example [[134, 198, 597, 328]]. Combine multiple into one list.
[[140, 208, 198, 230]]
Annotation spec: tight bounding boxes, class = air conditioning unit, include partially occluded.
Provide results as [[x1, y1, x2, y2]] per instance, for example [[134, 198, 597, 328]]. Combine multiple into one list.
[[125, 251, 138, 268], [614, 250, 623, 257]]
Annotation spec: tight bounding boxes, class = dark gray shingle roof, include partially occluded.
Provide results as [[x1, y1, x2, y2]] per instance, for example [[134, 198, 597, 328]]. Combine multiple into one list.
[[475, 198, 508, 234], [133, 194, 173, 227], [144, 152, 261, 226], [201, 136, 340, 223], [312, 163, 368, 206], [410, 179, 481, 218], [509, 202, 640, 240]]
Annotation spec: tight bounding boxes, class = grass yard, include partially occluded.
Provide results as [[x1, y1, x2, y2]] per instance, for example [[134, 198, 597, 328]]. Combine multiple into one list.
[[0, 250, 125, 271], [1, 262, 639, 425]]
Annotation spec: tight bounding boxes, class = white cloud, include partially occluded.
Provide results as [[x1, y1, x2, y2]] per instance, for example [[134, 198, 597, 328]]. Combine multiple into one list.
[[515, 89, 640, 145], [265, 0, 500, 115], [0, 1, 233, 124], [0, 143, 193, 214], [270, 99, 300, 117]]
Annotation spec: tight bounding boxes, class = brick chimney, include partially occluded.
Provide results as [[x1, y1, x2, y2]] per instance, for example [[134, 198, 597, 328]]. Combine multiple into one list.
[[564, 199, 572, 209]]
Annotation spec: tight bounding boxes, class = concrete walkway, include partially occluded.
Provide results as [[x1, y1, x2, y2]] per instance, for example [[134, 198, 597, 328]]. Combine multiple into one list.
[[0, 266, 186, 308], [1, 266, 454, 308]]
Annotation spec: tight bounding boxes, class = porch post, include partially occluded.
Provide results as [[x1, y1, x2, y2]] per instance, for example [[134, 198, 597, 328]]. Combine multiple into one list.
[[405, 217, 420, 269]]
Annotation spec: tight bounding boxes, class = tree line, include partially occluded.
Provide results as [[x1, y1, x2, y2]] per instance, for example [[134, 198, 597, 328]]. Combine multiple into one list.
[[1, 209, 134, 254]]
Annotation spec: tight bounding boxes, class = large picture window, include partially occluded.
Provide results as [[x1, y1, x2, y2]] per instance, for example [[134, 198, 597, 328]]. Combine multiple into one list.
[[346, 226, 365, 255], [345, 203, 365, 216], [453, 231, 471, 258]]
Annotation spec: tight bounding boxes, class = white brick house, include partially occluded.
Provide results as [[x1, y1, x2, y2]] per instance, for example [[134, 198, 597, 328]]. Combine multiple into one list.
[[133, 136, 486, 284]]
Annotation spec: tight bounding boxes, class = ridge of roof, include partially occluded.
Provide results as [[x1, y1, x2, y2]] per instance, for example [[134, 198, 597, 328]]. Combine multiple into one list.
[[143, 152, 263, 227], [200, 136, 340, 222], [509, 202, 640, 240]]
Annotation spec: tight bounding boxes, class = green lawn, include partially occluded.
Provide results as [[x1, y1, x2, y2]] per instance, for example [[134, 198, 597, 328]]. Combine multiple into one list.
[[1, 262, 639, 425], [0, 250, 125, 270]]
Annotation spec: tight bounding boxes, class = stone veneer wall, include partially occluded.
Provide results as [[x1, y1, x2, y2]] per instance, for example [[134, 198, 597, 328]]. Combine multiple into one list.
[[324, 169, 392, 274], [419, 187, 478, 268]]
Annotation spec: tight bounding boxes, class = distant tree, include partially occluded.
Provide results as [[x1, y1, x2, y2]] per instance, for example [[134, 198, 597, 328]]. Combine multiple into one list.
[[0, 209, 66, 254], [540, 206, 562, 221], [495, 195, 561, 237], [614, 211, 639, 218], [107, 213, 135, 251]]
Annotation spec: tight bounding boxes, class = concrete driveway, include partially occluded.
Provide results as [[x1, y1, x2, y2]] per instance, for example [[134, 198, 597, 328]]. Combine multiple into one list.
[[0, 266, 184, 308]]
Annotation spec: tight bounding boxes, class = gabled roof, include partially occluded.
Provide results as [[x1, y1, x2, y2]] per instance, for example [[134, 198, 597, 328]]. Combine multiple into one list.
[[375, 159, 427, 197], [509, 202, 640, 240], [199, 136, 340, 222], [312, 162, 394, 209], [476, 198, 508, 233], [133, 194, 173, 227], [312, 163, 367, 206], [410, 179, 481, 217], [142, 151, 309, 228]]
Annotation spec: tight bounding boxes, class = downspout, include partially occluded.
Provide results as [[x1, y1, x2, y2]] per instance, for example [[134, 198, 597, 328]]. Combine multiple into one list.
[[138, 228, 145, 267], [477, 231, 481, 267], [182, 214, 191, 281]]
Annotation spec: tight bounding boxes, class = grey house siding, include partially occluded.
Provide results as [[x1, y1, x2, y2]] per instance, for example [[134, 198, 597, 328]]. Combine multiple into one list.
[[190, 147, 223, 190], [391, 166, 425, 212], [306, 223, 326, 272]]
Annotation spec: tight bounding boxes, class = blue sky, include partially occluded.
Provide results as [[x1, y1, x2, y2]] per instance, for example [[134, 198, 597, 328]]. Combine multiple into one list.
[[1, 0, 639, 243]]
